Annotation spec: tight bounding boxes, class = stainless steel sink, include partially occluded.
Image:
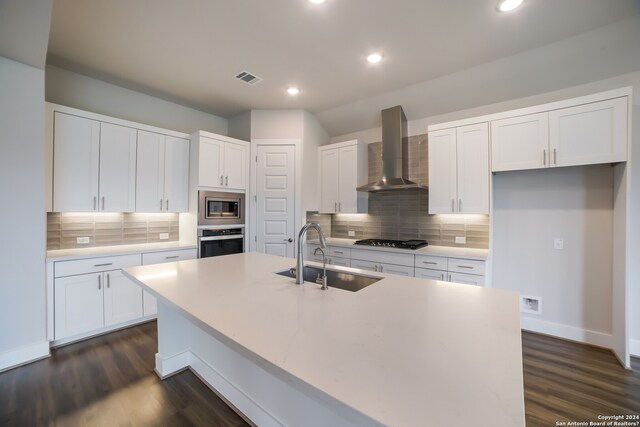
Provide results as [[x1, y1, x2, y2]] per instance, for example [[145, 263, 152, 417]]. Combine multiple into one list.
[[276, 266, 381, 292]]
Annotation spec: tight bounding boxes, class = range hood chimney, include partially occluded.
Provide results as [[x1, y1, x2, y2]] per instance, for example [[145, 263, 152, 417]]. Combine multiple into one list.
[[356, 106, 427, 192]]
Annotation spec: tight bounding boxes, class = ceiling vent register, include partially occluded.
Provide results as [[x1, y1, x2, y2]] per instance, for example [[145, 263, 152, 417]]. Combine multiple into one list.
[[234, 71, 263, 85]]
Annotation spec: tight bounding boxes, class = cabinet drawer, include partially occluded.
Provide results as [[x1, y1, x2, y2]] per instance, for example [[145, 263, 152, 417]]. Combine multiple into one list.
[[55, 254, 141, 278], [447, 258, 486, 275], [415, 267, 446, 281], [351, 248, 414, 267], [328, 256, 350, 268], [142, 248, 197, 265], [379, 263, 413, 277], [350, 259, 378, 272], [327, 246, 350, 258], [414, 255, 447, 271], [448, 272, 485, 287]]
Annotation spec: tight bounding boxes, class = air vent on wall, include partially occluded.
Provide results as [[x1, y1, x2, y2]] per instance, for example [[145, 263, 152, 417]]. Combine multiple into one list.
[[234, 71, 263, 86]]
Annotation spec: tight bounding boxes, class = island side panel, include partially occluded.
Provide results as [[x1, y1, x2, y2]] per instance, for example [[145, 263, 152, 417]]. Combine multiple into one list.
[[154, 302, 192, 378]]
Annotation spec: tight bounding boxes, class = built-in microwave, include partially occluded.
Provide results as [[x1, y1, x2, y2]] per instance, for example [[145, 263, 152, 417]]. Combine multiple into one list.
[[198, 191, 245, 226]]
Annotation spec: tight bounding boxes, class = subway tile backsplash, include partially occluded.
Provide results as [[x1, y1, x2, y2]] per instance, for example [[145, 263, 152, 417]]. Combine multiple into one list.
[[47, 212, 180, 250], [307, 133, 489, 249]]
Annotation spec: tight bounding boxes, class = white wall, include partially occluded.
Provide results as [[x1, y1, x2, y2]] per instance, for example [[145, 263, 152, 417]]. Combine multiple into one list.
[[45, 65, 228, 135], [250, 109, 304, 140], [0, 56, 48, 368], [493, 166, 614, 341], [228, 110, 252, 141]]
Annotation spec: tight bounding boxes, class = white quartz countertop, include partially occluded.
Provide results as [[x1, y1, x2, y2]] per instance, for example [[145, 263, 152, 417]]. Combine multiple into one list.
[[308, 237, 489, 260], [46, 241, 197, 262], [124, 252, 524, 426]]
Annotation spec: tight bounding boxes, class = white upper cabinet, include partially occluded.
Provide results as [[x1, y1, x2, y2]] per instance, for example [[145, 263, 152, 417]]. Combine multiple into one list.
[[429, 123, 489, 214], [224, 141, 248, 190], [318, 140, 368, 214], [53, 112, 100, 212], [98, 123, 138, 212], [491, 112, 549, 172], [49, 103, 191, 213], [193, 133, 249, 191], [489, 95, 628, 172], [549, 97, 628, 167], [136, 131, 189, 212], [428, 128, 457, 214]]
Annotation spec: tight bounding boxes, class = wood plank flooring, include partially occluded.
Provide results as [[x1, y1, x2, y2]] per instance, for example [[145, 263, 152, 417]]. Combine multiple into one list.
[[0, 323, 638, 426]]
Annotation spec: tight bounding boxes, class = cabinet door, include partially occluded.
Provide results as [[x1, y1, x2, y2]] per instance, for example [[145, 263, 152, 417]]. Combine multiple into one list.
[[456, 123, 490, 214], [103, 270, 143, 326], [549, 97, 628, 167], [319, 148, 340, 213], [164, 137, 190, 212], [448, 272, 485, 286], [54, 273, 104, 340], [136, 130, 165, 212], [350, 259, 378, 272], [428, 128, 457, 214], [224, 141, 247, 190], [491, 112, 549, 172], [99, 122, 137, 212], [53, 112, 100, 212], [415, 268, 446, 281], [198, 137, 224, 188], [338, 145, 358, 213], [379, 263, 414, 277]]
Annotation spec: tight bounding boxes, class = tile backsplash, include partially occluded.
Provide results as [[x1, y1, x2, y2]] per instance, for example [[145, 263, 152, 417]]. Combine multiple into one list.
[[307, 133, 490, 249], [47, 212, 180, 250]]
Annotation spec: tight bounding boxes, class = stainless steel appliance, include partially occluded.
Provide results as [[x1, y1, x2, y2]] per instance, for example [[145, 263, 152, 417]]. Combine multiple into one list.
[[198, 191, 245, 226], [198, 227, 244, 258], [353, 239, 428, 250]]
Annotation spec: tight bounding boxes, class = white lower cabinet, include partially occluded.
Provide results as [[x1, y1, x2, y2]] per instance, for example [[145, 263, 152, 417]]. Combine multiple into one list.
[[328, 256, 350, 268], [54, 273, 105, 340], [104, 270, 143, 327], [415, 268, 446, 281], [350, 259, 414, 276], [141, 248, 198, 316], [448, 272, 485, 286]]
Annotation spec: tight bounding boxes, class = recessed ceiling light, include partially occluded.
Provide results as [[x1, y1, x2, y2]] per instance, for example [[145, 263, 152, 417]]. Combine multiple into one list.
[[287, 87, 300, 95], [367, 53, 383, 64], [497, 0, 524, 12], [309, 0, 325, 4]]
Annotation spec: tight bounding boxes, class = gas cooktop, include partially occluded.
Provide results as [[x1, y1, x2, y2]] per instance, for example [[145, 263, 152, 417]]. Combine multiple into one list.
[[353, 239, 428, 250]]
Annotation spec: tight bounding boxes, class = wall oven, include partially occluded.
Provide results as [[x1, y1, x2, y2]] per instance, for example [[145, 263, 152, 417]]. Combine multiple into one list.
[[198, 191, 245, 226], [198, 227, 244, 259]]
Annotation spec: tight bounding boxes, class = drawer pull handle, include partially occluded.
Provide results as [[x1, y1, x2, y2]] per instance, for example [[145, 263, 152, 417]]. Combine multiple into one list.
[[422, 261, 437, 265], [94, 263, 113, 267], [334, 251, 343, 254], [165, 256, 180, 259], [457, 265, 474, 269]]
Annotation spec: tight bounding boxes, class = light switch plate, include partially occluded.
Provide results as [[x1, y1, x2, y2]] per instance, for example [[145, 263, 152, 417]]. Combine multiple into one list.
[[76, 236, 90, 244], [554, 238, 564, 250], [159, 233, 169, 240], [455, 236, 466, 244], [348, 231, 355, 237]]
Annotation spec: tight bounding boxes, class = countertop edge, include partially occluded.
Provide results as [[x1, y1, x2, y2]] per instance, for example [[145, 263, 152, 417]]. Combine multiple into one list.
[[46, 242, 198, 262]]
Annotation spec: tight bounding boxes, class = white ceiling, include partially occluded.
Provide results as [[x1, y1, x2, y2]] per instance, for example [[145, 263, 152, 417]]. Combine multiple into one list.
[[47, 0, 639, 134], [0, 0, 52, 69]]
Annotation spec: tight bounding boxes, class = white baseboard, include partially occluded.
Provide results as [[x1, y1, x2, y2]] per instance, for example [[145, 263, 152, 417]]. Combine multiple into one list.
[[630, 339, 640, 357], [0, 340, 50, 372], [521, 317, 613, 349], [154, 351, 191, 379]]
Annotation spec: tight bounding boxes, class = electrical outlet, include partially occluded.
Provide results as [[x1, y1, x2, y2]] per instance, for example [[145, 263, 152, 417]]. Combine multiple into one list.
[[76, 237, 90, 244], [348, 230, 355, 237], [455, 236, 466, 244], [159, 233, 169, 240], [554, 238, 564, 250], [521, 296, 542, 315]]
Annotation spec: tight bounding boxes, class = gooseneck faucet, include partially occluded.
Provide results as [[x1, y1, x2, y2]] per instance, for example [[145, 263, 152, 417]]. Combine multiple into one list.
[[296, 222, 327, 285]]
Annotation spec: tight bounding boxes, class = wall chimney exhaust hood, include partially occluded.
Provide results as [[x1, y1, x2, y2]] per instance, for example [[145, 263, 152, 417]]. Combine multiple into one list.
[[356, 106, 427, 192]]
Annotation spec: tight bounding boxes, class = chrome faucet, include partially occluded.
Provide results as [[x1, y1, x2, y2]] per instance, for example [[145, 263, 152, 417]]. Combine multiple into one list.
[[313, 247, 328, 290], [295, 222, 327, 285]]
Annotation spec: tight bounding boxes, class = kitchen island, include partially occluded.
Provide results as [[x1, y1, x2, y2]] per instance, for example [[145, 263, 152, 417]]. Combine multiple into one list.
[[123, 252, 524, 427]]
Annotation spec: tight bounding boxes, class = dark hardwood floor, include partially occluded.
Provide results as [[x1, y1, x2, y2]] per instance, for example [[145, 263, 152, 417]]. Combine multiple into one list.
[[0, 323, 638, 426]]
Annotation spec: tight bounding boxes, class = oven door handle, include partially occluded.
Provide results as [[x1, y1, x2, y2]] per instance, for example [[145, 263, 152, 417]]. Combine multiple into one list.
[[199, 235, 244, 241]]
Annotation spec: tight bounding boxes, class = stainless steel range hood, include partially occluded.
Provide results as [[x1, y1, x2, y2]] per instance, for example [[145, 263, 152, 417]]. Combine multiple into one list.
[[356, 106, 427, 192]]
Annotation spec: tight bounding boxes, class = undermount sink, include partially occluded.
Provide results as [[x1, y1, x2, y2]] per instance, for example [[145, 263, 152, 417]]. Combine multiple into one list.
[[276, 266, 381, 292]]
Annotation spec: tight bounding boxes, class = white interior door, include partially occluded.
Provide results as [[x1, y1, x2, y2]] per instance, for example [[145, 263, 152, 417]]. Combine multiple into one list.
[[256, 145, 295, 258]]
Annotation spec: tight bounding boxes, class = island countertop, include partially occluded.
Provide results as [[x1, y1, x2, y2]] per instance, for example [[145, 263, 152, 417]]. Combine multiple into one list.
[[124, 252, 524, 426]]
